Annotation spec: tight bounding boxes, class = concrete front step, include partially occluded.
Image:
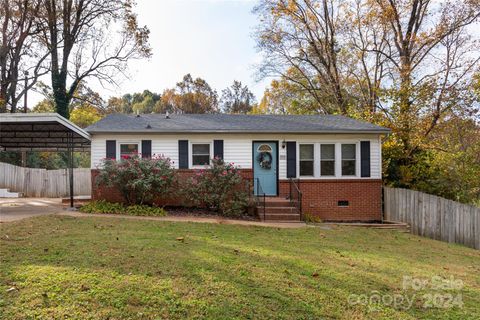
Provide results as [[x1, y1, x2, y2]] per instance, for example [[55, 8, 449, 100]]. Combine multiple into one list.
[[263, 201, 293, 208], [0, 188, 22, 198], [61, 195, 92, 206], [257, 197, 301, 222], [257, 206, 298, 214], [260, 213, 301, 221]]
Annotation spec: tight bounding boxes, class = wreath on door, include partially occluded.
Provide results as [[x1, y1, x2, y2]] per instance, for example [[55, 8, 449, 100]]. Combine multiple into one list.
[[257, 152, 272, 169]]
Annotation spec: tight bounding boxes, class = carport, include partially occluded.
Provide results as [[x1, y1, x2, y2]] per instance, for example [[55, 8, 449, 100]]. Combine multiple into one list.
[[0, 113, 91, 208]]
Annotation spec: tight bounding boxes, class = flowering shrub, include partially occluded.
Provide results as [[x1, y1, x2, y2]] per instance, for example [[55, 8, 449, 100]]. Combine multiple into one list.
[[184, 158, 250, 217], [96, 154, 176, 205]]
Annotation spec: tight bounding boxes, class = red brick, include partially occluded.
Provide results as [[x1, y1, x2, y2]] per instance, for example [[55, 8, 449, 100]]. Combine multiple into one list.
[[91, 170, 381, 222], [279, 179, 382, 222]]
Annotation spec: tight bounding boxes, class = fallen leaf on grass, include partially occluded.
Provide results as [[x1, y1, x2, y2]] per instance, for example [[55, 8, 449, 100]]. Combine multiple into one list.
[[6, 287, 18, 293], [176, 237, 185, 242]]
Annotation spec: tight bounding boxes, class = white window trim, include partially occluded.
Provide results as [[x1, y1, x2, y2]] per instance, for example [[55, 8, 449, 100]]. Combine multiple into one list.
[[298, 143, 315, 177], [295, 141, 360, 179], [117, 141, 141, 159], [341, 143, 358, 177], [320, 143, 336, 177], [189, 141, 213, 168]]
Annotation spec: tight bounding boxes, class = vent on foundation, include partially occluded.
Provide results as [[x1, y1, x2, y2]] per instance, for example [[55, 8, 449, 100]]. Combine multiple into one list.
[[338, 200, 349, 207]]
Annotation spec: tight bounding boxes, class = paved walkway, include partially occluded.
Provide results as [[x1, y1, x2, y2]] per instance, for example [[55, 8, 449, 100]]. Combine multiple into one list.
[[0, 198, 63, 222], [60, 211, 307, 228], [0, 198, 306, 228]]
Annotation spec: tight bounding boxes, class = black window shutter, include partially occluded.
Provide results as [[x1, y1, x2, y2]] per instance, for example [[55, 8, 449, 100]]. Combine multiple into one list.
[[106, 140, 116, 159], [286, 141, 296, 178], [141, 140, 152, 158], [213, 140, 224, 160], [360, 141, 371, 177], [178, 140, 189, 169]]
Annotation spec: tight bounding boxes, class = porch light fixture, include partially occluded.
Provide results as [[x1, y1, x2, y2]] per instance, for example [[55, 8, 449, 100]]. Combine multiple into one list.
[[281, 140, 286, 149]]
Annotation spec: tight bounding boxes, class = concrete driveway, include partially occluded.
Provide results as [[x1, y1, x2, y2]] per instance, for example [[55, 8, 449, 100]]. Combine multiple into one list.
[[0, 198, 63, 222]]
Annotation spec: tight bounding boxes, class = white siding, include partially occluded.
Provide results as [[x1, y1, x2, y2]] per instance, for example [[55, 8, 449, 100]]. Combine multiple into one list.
[[91, 136, 107, 169], [153, 140, 178, 167], [90, 133, 384, 179], [223, 138, 251, 168], [371, 137, 381, 178]]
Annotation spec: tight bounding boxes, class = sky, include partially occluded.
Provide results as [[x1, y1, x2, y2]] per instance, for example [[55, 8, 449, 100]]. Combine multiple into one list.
[[31, 0, 269, 107]]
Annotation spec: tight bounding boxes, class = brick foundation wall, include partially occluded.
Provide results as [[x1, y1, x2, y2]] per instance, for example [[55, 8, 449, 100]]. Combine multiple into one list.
[[91, 169, 382, 221], [279, 179, 382, 222]]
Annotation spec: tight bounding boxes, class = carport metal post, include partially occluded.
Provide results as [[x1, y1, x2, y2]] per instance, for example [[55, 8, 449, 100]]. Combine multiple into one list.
[[68, 131, 74, 208]]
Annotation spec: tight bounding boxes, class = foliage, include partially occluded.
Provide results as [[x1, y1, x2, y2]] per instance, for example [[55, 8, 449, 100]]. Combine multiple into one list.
[[33, 81, 105, 127], [220, 80, 256, 114], [157, 74, 219, 114], [42, 0, 151, 118], [0, 0, 46, 113], [2, 215, 479, 319], [106, 90, 161, 114], [254, 0, 480, 205], [385, 116, 480, 205], [251, 77, 319, 115], [0, 0, 150, 117], [303, 212, 323, 224], [32, 99, 55, 113], [79, 200, 167, 216], [70, 105, 103, 128], [184, 158, 249, 216], [0, 151, 89, 169], [96, 154, 176, 205]]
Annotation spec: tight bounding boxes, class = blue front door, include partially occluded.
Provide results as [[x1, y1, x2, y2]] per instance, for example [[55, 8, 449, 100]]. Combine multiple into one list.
[[253, 141, 277, 196]]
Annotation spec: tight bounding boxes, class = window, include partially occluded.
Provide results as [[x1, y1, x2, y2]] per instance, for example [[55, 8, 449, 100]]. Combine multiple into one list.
[[192, 143, 211, 166], [120, 143, 138, 158], [299, 144, 314, 176], [341, 144, 356, 176], [320, 144, 335, 176]]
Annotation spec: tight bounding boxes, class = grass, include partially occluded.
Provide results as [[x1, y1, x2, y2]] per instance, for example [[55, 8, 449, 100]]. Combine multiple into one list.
[[0, 215, 479, 319]]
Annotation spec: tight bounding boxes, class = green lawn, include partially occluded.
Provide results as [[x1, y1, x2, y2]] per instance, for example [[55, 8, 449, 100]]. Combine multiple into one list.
[[1, 215, 479, 319]]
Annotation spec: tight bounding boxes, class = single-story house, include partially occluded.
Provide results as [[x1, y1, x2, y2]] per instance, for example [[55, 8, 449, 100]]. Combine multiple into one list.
[[85, 113, 390, 222]]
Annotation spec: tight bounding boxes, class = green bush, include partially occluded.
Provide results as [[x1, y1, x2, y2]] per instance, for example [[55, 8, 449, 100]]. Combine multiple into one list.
[[304, 212, 322, 223], [96, 154, 176, 205], [80, 200, 167, 217], [184, 158, 250, 217]]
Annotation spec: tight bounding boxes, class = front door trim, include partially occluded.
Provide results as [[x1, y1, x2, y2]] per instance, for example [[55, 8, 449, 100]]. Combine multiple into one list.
[[252, 140, 279, 196]]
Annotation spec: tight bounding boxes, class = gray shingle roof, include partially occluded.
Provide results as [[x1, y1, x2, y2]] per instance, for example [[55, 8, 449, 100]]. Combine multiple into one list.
[[85, 113, 390, 134]]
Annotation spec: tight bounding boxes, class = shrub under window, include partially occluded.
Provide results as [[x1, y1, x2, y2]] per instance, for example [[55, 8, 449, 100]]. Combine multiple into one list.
[[184, 158, 249, 217], [342, 144, 356, 176], [96, 154, 176, 205], [299, 144, 314, 176]]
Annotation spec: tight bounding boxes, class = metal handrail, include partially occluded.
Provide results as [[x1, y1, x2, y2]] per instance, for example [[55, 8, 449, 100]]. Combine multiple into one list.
[[255, 178, 266, 221], [289, 178, 303, 220]]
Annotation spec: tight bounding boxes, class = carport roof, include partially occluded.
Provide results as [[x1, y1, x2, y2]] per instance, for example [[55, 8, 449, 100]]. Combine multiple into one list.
[[0, 113, 91, 151]]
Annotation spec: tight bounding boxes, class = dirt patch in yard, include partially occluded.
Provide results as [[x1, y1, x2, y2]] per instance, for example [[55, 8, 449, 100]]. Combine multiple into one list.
[[165, 206, 258, 221]]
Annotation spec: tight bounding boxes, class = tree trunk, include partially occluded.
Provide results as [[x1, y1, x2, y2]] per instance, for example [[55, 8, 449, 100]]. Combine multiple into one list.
[[51, 72, 70, 118]]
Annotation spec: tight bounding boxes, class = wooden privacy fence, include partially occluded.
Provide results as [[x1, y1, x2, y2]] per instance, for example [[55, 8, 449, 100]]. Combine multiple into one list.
[[384, 187, 480, 250], [0, 162, 91, 197]]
